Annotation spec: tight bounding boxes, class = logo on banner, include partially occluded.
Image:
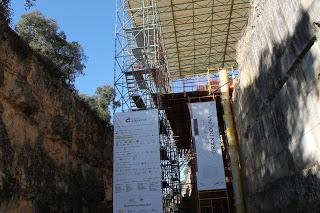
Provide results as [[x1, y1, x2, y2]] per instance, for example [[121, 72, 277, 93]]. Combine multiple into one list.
[[125, 117, 147, 123]]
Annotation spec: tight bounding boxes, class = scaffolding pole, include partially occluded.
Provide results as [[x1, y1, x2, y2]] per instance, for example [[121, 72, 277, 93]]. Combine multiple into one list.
[[219, 69, 245, 213]]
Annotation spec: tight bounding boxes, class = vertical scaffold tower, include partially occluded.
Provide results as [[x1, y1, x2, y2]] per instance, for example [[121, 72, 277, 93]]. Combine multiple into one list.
[[114, 0, 182, 212], [114, 0, 170, 111]]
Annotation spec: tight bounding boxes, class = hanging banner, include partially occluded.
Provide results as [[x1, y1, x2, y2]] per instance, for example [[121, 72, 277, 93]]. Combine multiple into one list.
[[189, 102, 226, 190], [113, 109, 163, 213]]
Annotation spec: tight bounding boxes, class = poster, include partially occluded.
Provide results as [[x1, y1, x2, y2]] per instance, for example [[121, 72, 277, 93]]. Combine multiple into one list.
[[113, 109, 163, 213], [189, 102, 226, 190]]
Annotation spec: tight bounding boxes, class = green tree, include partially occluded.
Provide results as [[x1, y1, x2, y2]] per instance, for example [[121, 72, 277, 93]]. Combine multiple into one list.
[[0, 0, 10, 24], [25, 0, 36, 8], [80, 85, 119, 123], [1, 0, 36, 25], [15, 11, 86, 85]]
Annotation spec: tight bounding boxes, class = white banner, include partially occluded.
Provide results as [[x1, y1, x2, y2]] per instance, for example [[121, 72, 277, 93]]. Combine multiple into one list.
[[113, 109, 163, 213], [189, 102, 226, 190]]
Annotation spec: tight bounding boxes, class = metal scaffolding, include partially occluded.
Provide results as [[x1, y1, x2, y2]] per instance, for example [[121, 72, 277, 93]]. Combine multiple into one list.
[[160, 110, 182, 212], [114, 0, 171, 111], [114, 0, 182, 212]]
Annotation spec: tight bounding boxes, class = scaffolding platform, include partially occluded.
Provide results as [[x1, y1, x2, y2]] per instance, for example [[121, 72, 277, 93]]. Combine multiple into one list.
[[125, 69, 147, 89]]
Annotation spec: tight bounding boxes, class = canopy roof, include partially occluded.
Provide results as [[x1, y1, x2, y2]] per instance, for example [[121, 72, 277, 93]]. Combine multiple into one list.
[[127, 0, 250, 79]]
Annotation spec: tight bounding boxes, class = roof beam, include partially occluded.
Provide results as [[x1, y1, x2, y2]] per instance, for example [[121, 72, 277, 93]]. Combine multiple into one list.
[[222, 0, 234, 67], [157, 1, 248, 13], [208, 0, 215, 66], [161, 18, 248, 35], [192, 0, 196, 74], [158, 2, 250, 22], [161, 14, 248, 28], [170, 0, 183, 78]]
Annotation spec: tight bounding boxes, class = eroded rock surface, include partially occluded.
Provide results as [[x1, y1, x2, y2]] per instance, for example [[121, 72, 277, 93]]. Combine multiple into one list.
[[0, 26, 112, 213], [234, 0, 320, 212]]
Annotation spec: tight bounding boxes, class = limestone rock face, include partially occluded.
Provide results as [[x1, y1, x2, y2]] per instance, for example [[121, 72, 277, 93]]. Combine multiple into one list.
[[234, 0, 320, 212], [0, 26, 113, 212]]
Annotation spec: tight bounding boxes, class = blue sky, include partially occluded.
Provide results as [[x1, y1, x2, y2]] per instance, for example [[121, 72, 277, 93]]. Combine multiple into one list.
[[11, 0, 116, 95]]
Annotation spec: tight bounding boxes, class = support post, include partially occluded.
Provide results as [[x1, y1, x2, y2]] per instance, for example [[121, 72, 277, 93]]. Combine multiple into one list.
[[207, 68, 211, 94], [219, 69, 245, 213]]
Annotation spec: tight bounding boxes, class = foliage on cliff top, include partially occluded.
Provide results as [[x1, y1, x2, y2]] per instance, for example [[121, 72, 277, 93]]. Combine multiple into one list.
[[80, 85, 119, 124], [0, 0, 10, 24], [15, 11, 87, 85], [0, 0, 36, 25]]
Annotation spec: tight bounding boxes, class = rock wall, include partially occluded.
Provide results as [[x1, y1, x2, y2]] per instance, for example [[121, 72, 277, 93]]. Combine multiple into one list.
[[0, 26, 113, 212], [233, 0, 320, 212]]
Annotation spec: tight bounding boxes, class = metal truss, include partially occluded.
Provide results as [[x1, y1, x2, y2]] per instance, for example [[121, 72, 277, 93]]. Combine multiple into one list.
[[156, 0, 250, 79]]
